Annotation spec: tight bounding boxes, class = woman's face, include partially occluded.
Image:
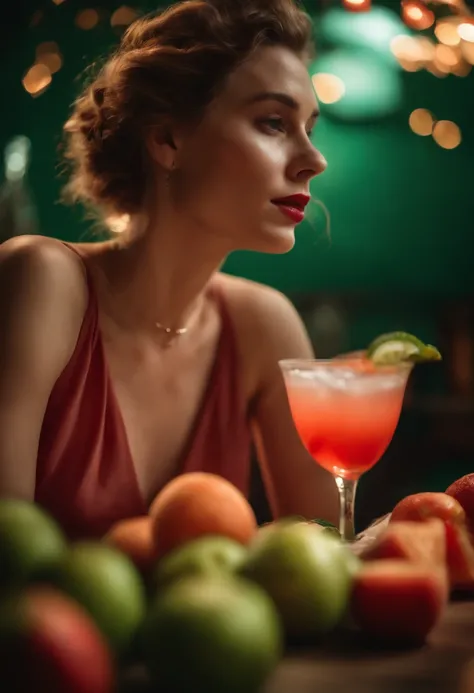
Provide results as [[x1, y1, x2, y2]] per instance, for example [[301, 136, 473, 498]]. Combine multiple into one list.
[[171, 45, 327, 255]]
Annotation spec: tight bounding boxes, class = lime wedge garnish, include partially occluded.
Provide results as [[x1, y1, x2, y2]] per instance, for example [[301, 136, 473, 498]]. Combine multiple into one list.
[[309, 519, 341, 538], [367, 331, 442, 365]]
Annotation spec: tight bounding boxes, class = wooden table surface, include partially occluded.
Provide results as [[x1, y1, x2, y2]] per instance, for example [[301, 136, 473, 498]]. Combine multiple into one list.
[[266, 601, 474, 693], [121, 601, 474, 693]]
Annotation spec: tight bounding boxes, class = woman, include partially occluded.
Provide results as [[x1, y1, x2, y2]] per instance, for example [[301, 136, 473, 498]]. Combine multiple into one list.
[[0, 0, 338, 538]]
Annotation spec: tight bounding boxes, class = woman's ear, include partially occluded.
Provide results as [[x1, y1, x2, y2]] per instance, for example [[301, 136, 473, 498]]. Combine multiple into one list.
[[146, 125, 179, 173]]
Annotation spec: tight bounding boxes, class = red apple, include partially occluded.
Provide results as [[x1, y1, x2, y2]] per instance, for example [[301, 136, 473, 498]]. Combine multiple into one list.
[[391, 492, 466, 527], [0, 587, 115, 693], [446, 475, 474, 535]]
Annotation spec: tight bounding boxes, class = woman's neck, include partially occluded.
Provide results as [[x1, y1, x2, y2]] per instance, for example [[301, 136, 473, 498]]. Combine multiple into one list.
[[95, 213, 228, 334]]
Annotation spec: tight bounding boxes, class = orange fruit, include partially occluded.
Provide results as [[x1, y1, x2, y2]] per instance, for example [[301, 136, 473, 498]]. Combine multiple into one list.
[[104, 516, 158, 574], [0, 586, 114, 693], [150, 473, 257, 557]]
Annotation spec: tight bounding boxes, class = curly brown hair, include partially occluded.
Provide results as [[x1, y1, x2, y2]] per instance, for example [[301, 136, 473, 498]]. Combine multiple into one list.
[[63, 0, 314, 217]]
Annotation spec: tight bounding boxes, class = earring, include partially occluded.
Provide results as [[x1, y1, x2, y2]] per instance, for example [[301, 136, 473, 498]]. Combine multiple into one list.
[[165, 161, 176, 182]]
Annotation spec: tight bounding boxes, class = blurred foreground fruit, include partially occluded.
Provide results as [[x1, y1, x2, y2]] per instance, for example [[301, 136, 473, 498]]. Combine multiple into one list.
[[361, 519, 446, 569], [150, 472, 257, 557], [444, 521, 474, 591], [446, 474, 474, 535], [391, 492, 466, 527], [154, 535, 247, 590], [0, 500, 66, 591], [104, 516, 157, 574], [389, 493, 474, 591], [351, 560, 448, 644], [241, 521, 359, 640], [48, 542, 146, 655], [141, 575, 282, 693], [0, 587, 114, 693]]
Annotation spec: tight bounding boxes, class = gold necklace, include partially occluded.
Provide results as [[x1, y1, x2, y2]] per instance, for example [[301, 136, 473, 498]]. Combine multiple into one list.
[[155, 321, 188, 338], [154, 295, 204, 344]]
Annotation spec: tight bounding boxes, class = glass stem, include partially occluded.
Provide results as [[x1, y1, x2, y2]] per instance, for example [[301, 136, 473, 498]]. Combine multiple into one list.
[[335, 476, 359, 542]]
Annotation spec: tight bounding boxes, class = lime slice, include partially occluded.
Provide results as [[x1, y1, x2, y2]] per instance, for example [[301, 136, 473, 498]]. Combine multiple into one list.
[[309, 519, 341, 538], [367, 331, 442, 365]]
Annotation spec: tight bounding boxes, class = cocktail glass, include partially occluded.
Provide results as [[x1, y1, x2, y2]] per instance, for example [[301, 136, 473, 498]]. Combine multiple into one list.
[[279, 356, 413, 542]]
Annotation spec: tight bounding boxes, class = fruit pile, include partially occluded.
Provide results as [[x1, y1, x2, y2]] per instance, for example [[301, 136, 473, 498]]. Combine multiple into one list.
[[1, 471, 474, 693], [354, 474, 474, 641]]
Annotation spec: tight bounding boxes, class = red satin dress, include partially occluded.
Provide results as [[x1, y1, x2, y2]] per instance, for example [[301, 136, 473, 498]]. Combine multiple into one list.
[[35, 250, 252, 539]]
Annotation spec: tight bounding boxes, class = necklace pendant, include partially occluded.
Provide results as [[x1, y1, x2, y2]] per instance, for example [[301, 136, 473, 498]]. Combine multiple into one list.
[[155, 321, 189, 340]]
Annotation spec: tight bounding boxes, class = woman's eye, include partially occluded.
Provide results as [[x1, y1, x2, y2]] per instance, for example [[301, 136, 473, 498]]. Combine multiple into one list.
[[261, 117, 286, 133]]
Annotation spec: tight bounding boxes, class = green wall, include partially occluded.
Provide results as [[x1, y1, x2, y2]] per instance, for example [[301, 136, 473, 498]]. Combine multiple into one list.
[[2, 1, 474, 297]]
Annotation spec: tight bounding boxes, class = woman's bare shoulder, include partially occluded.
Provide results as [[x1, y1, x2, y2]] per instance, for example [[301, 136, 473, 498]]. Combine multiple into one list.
[[213, 272, 313, 371], [0, 234, 89, 335], [214, 272, 305, 337]]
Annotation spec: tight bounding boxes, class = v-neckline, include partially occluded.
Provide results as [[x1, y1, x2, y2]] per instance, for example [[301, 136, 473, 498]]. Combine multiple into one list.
[[94, 285, 226, 511]]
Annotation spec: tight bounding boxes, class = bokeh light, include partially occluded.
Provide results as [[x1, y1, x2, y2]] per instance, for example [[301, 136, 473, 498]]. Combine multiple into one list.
[[342, 0, 371, 12], [36, 42, 63, 75], [461, 40, 474, 64], [435, 20, 462, 46], [312, 74, 346, 104], [111, 6, 139, 28], [390, 35, 426, 71], [432, 120, 462, 149], [22, 64, 52, 97], [458, 20, 474, 42], [435, 43, 462, 67], [401, 0, 435, 31], [409, 108, 435, 136], [75, 9, 100, 30], [311, 49, 403, 121]]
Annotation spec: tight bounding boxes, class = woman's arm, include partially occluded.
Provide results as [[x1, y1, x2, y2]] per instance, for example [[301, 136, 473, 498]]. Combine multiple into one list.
[[0, 236, 86, 499], [229, 279, 339, 524]]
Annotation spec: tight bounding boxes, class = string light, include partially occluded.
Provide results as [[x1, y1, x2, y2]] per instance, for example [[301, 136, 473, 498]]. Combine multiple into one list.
[[36, 41, 63, 75], [75, 9, 100, 30], [435, 43, 462, 66], [435, 20, 462, 45], [432, 120, 462, 149], [461, 40, 474, 63], [401, 0, 436, 30], [409, 109, 435, 136], [111, 6, 139, 28], [452, 60, 472, 74], [342, 0, 371, 12], [312, 74, 346, 104], [390, 35, 426, 71], [22, 64, 52, 97], [458, 19, 474, 41]]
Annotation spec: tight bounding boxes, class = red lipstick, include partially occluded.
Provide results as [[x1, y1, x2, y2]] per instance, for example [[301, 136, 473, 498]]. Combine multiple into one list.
[[271, 194, 310, 224]]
